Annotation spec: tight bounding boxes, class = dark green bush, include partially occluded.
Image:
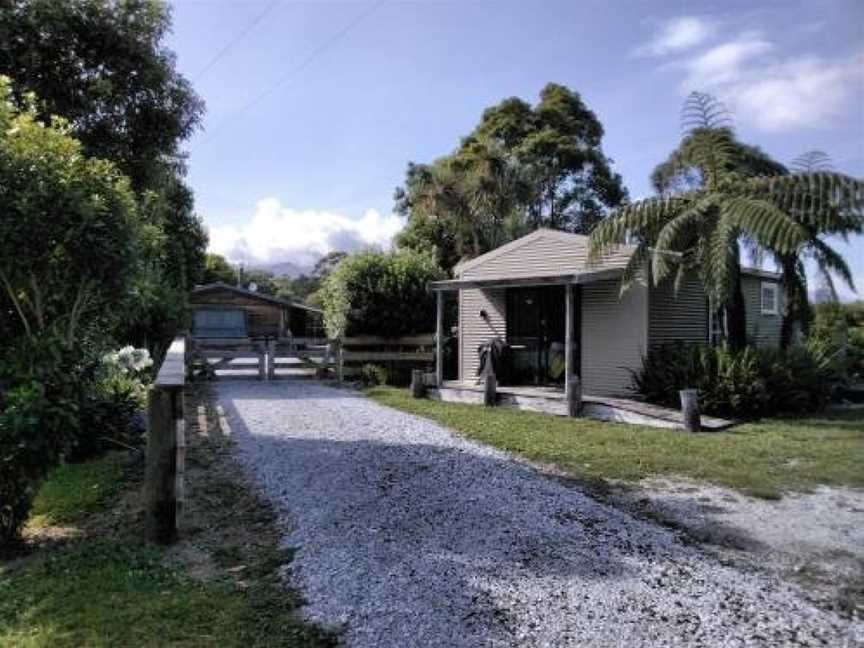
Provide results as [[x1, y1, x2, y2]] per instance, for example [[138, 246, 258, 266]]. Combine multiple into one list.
[[320, 249, 445, 338], [0, 334, 93, 542], [631, 342, 840, 419], [359, 364, 388, 387]]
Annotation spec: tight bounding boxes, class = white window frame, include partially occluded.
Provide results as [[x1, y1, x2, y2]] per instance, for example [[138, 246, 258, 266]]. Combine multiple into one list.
[[761, 281, 779, 316]]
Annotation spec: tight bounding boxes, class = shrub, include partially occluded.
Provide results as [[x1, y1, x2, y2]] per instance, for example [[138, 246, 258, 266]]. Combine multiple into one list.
[[320, 249, 445, 338], [0, 333, 94, 543], [359, 364, 388, 387], [74, 347, 150, 460], [631, 342, 840, 419]]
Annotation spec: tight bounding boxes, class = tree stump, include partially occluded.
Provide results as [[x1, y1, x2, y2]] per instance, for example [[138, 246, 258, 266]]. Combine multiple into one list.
[[483, 373, 497, 407], [410, 369, 426, 398], [566, 374, 582, 417], [679, 388, 701, 432]]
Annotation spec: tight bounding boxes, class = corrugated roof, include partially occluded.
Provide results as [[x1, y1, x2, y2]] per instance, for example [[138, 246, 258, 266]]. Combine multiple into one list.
[[191, 282, 323, 313]]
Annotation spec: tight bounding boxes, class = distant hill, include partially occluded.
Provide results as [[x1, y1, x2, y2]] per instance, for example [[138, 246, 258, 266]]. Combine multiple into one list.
[[250, 260, 312, 278]]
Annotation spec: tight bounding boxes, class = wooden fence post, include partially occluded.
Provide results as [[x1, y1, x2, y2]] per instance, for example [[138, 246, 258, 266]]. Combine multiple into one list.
[[267, 339, 276, 380], [483, 372, 497, 406], [679, 388, 701, 432], [257, 342, 266, 380], [145, 387, 178, 544], [336, 339, 344, 383], [566, 373, 582, 417], [410, 369, 426, 398]]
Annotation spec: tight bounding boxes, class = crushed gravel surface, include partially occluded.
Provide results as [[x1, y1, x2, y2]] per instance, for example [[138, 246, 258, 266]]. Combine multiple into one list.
[[220, 380, 862, 647]]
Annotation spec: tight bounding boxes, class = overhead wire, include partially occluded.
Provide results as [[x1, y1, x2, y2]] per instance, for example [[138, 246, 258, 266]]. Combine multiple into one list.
[[192, 0, 387, 151]]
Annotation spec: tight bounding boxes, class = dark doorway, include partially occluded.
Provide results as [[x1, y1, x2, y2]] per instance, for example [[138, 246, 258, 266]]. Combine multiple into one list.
[[505, 286, 579, 385]]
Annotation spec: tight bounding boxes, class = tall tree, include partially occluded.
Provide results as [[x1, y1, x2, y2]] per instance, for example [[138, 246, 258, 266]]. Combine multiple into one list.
[[396, 83, 626, 272], [589, 92, 863, 349], [0, 77, 139, 343], [0, 0, 208, 350], [0, 0, 204, 191]]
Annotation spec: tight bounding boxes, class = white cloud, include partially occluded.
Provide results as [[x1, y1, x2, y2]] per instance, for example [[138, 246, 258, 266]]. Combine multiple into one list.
[[208, 198, 405, 266], [643, 16, 864, 132], [682, 33, 772, 89], [637, 17, 715, 57]]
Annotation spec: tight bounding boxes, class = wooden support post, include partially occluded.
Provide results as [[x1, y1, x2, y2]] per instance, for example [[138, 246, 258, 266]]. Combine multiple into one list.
[[267, 339, 276, 380], [435, 291, 444, 386], [567, 373, 582, 417], [410, 369, 426, 398], [336, 339, 344, 383], [680, 389, 701, 432], [258, 343, 266, 380], [144, 388, 178, 544], [483, 372, 497, 406], [564, 284, 579, 416]]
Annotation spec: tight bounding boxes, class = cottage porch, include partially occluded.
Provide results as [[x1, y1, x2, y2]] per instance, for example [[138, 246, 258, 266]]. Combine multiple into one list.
[[432, 381, 733, 431]]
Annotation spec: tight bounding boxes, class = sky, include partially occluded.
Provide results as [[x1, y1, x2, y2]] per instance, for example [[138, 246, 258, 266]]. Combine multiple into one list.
[[168, 0, 864, 296]]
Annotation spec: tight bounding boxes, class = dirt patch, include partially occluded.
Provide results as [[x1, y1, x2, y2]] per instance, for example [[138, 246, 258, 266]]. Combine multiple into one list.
[[612, 477, 864, 621]]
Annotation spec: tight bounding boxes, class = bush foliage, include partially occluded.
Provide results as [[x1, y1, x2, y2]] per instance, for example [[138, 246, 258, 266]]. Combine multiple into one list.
[[320, 249, 444, 338], [631, 343, 841, 419], [0, 337, 149, 542]]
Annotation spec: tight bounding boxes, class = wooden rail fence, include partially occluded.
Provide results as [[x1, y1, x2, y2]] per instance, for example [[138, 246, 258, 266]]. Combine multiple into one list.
[[190, 334, 436, 382], [144, 335, 186, 544]]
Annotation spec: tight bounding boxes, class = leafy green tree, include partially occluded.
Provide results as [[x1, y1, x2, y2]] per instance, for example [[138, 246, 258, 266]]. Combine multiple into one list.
[[202, 253, 237, 285], [0, 0, 204, 191], [471, 84, 627, 232], [0, 77, 139, 343], [319, 250, 444, 338], [396, 83, 626, 271], [0, 0, 208, 351], [590, 93, 863, 349]]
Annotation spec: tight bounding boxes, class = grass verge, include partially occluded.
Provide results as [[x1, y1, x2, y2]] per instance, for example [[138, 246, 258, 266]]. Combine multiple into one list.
[[1, 384, 335, 647], [366, 386, 864, 498]]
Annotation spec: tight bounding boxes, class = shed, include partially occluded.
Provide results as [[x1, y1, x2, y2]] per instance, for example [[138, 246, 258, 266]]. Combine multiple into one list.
[[190, 283, 324, 340], [429, 229, 783, 398]]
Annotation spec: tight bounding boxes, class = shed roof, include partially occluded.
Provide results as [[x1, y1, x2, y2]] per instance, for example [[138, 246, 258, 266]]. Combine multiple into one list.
[[190, 282, 323, 314]]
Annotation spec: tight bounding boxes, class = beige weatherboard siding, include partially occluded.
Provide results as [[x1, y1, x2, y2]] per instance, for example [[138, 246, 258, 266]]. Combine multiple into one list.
[[581, 278, 649, 396], [457, 229, 634, 280], [742, 273, 783, 348], [459, 288, 506, 381], [648, 275, 708, 349]]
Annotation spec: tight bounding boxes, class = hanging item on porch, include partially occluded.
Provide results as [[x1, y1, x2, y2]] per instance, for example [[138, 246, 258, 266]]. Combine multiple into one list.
[[548, 341, 566, 381], [476, 337, 510, 384]]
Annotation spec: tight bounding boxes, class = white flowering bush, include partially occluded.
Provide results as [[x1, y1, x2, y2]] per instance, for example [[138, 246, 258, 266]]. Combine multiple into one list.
[[101, 346, 153, 378]]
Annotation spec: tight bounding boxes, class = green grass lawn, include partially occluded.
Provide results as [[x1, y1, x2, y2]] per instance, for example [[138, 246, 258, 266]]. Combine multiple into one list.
[[367, 386, 864, 498], [1, 453, 334, 647]]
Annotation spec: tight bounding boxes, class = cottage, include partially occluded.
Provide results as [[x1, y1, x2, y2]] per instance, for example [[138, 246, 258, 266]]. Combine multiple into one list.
[[429, 229, 783, 398], [190, 282, 324, 340]]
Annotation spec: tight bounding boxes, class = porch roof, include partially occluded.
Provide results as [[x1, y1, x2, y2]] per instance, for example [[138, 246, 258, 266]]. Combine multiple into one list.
[[428, 267, 623, 291]]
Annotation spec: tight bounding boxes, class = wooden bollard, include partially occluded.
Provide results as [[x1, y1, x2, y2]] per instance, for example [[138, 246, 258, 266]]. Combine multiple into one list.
[[566, 374, 582, 417], [483, 373, 497, 407], [144, 388, 178, 544], [679, 388, 701, 432], [410, 369, 426, 398], [267, 339, 276, 380]]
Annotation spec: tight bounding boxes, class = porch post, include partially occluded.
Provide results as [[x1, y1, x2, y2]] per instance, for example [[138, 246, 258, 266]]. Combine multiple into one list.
[[435, 290, 444, 386], [564, 283, 581, 417]]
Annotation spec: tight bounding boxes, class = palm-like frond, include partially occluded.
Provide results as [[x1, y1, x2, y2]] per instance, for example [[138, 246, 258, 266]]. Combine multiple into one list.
[[588, 195, 691, 259], [754, 172, 864, 227], [651, 194, 717, 279], [721, 195, 806, 255], [809, 237, 855, 294]]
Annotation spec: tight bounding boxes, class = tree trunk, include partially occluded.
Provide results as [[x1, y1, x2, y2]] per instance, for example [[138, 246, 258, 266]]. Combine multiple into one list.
[[779, 256, 798, 349], [726, 272, 747, 351]]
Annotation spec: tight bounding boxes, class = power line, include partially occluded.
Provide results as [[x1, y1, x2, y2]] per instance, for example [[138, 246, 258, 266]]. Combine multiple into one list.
[[193, 1, 279, 82], [192, 0, 387, 151]]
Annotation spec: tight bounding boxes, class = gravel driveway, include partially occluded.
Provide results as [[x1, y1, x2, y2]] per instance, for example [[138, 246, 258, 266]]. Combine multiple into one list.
[[220, 380, 861, 647]]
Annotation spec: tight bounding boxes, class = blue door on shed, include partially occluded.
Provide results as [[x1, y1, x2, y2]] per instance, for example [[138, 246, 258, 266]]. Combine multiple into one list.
[[193, 309, 247, 338]]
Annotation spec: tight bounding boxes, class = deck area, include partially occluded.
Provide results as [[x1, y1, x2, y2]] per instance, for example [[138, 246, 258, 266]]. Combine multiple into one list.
[[432, 381, 733, 431]]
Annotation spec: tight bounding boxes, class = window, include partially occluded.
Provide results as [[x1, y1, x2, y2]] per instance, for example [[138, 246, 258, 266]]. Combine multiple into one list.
[[761, 282, 779, 315]]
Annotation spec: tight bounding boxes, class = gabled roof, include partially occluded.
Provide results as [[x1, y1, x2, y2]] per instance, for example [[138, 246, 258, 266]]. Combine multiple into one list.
[[191, 282, 323, 314], [453, 229, 587, 275]]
